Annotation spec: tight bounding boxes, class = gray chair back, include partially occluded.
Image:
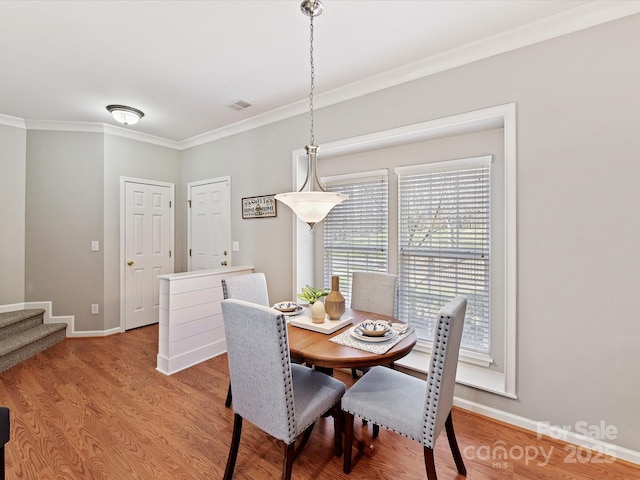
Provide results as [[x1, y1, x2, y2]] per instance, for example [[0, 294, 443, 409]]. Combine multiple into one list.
[[350, 271, 397, 317], [423, 296, 467, 447], [221, 299, 296, 443], [222, 272, 269, 306]]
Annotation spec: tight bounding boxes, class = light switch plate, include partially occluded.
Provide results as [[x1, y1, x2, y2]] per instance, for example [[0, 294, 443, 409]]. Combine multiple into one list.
[[91, 241, 99, 252], [232, 241, 240, 252]]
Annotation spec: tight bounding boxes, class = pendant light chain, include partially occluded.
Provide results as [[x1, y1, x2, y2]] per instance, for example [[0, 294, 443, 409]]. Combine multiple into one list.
[[309, 12, 315, 146], [274, 0, 347, 232]]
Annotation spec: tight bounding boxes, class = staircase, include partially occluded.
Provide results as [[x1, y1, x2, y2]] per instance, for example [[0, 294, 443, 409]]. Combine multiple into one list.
[[0, 309, 66, 372]]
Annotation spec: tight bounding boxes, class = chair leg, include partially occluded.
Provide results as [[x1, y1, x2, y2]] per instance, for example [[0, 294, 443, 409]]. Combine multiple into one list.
[[351, 368, 359, 379], [343, 412, 355, 474], [282, 441, 296, 480], [424, 446, 438, 480], [223, 414, 243, 480], [445, 411, 467, 475], [293, 423, 315, 460], [225, 382, 233, 408], [372, 423, 380, 438], [331, 405, 343, 457]]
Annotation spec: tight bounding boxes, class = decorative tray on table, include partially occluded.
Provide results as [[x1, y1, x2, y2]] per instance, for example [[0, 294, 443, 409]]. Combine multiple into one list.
[[289, 315, 353, 334]]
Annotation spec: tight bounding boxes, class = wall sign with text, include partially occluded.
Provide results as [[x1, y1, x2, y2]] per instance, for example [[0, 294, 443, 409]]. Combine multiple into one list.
[[242, 195, 277, 219]]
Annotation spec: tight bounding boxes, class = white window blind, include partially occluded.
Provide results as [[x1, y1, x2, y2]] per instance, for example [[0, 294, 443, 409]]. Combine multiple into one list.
[[397, 156, 491, 354], [323, 170, 388, 303]]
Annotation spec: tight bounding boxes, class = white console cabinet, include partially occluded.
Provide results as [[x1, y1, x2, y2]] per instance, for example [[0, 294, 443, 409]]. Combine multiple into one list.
[[156, 266, 253, 375]]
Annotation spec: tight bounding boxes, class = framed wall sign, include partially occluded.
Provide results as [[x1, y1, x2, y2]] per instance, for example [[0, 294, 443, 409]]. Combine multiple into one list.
[[242, 194, 277, 219]]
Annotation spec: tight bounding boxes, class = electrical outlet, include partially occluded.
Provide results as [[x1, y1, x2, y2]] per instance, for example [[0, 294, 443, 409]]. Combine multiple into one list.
[[91, 304, 99, 315]]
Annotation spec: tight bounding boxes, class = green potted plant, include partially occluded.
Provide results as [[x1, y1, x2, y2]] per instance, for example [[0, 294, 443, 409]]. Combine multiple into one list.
[[297, 285, 328, 304], [298, 285, 328, 323]]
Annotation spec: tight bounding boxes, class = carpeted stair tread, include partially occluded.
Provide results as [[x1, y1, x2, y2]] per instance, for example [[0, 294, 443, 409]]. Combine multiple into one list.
[[0, 323, 66, 357], [0, 308, 46, 329], [0, 309, 67, 372], [0, 309, 47, 341]]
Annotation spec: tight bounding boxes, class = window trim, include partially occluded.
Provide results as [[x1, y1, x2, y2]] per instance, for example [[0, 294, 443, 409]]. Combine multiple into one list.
[[290, 103, 517, 398]]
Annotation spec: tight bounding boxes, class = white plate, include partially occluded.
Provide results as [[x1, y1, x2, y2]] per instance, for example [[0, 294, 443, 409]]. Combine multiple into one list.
[[349, 326, 396, 343], [273, 301, 300, 312], [278, 305, 305, 317], [357, 319, 392, 337]]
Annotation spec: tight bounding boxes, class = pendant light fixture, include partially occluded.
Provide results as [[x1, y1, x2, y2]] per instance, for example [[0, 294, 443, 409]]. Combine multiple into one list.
[[275, 0, 347, 232]]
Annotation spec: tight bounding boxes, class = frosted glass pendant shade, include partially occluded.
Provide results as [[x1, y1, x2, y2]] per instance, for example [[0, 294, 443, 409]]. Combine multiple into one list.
[[275, 191, 347, 231]]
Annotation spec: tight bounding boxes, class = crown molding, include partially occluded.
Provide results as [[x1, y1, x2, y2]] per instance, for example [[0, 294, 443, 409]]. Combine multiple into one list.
[[0, 113, 26, 129], [102, 124, 181, 149], [24, 120, 105, 134], [177, 1, 640, 150], [23, 120, 181, 149], [8, 2, 640, 150]]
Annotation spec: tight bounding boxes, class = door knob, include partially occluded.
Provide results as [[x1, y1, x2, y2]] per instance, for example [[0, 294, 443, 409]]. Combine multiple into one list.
[[221, 261, 228, 266], [127, 260, 134, 266], [223, 250, 228, 256]]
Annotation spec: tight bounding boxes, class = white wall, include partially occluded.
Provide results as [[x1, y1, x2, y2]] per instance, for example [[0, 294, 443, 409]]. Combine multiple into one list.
[[0, 123, 26, 305], [25, 131, 104, 331]]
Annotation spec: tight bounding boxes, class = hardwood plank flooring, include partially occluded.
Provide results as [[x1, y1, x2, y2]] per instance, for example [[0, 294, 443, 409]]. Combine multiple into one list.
[[1, 325, 638, 479]]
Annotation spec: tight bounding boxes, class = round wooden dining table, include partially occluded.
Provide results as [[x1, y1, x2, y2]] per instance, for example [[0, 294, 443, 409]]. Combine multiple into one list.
[[286, 307, 417, 371]]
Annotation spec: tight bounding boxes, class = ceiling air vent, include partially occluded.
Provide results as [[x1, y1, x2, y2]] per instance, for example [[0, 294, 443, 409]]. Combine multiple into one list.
[[229, 99, 252, 111]]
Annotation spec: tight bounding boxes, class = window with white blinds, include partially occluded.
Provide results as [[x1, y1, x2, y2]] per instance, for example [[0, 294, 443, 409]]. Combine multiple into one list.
[[396, 156, 491, 355], [323, 170, 388, 303]]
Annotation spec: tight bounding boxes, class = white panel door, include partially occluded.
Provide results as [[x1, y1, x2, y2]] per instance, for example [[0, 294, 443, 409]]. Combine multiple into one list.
[[125, 181, 173, 330], [188, 178, 230, 271]]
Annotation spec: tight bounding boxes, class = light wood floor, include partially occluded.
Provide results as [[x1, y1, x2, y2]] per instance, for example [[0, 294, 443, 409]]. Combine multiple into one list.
[[0, 325, 637, 479]]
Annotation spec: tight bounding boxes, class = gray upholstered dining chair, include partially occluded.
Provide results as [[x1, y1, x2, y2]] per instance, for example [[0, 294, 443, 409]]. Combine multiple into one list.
[[350, 271, 397, 318], [221, 272, 270, 407], [221, 299, 345, 480], [350, 271, 398, 381], [341, 297, 468, 480], [222, 272, 270, 308]]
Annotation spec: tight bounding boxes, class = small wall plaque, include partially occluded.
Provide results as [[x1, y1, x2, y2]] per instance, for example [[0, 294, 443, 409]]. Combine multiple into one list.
[[242, 194, 277, 219]]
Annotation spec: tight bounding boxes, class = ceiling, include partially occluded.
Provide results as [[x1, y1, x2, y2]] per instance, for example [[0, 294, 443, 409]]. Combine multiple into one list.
[[0, 1, 636, 145]]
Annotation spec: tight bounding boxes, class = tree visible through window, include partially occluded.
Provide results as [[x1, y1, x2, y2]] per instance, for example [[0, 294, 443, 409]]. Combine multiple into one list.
[[396, 156, 491, 354]]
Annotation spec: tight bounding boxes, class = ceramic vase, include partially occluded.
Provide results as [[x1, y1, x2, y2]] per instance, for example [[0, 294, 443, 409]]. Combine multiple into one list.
[[310, 300, 326, 324], [324, 275, 345, 320]]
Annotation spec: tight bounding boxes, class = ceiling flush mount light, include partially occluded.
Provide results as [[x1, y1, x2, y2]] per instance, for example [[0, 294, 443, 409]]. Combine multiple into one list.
[[275, 0, 347, 232], [106, 104, 144, 125]]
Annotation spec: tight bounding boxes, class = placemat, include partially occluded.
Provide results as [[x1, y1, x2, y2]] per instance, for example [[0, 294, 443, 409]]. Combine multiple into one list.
[[329, 324, 415, 354]]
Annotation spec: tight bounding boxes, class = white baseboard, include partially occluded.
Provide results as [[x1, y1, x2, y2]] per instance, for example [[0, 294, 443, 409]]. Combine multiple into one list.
[[1, 301, 120, 338], [70, 327, 121, 337], [454, 397, 640, 466], [1, 301, 75, 337]]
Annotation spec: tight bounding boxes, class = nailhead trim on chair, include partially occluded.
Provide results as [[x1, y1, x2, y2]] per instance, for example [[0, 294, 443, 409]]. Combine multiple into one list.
[[276, 313, 297, 444], [423, 313, 451, 448]]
